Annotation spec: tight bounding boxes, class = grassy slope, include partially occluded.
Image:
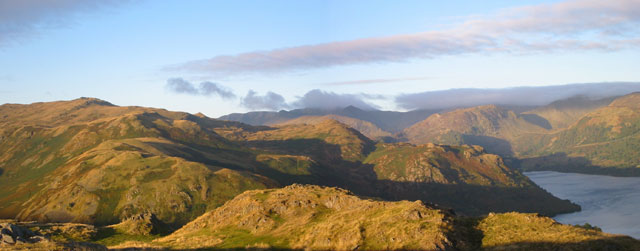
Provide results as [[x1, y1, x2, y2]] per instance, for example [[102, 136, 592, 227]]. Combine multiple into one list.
[[401, 94, 640, 174], [516, 93, 640, 173], [156, 184, 456, 250], [479, 212, 640, 250], [274, 114, 393, 140], [402, 105, 547, 156], [153, 185, 639, 251], [0, 98, 279, 226]]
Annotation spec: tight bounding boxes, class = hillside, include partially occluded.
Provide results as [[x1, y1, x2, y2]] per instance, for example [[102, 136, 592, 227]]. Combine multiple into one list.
[[402, 105, 547, 156], [275, 114, 393, 140], [517, 92, 640, 174], [153, 185, 639, 250], [522, 96, 615, 130], [0, 98, 578, 230], [0, 98, 279, 227], [399, 94, 640, 175], [156, 184, 456, 250], [364, 143, 578, 216], [212, 117, 578, 216]]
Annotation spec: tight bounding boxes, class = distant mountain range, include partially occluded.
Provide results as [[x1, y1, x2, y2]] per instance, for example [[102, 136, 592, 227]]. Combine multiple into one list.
[[220, 105, 440, 134], [220, 93, 640, 176]]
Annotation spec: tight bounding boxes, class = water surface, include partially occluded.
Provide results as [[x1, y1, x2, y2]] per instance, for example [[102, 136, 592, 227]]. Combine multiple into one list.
[[525, 171, 640, 239]]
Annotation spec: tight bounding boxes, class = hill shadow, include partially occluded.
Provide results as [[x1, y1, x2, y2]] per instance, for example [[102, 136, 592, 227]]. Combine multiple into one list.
[[229, 138, 579, 217], [461, 134, 514, 156], [148, 136, 581, 217], [521, 113, 552, 129], [371, 180, 580, 217], [479, 236, 640, 251], [106, 233, 640, 250], [513, 152, 640, 177]]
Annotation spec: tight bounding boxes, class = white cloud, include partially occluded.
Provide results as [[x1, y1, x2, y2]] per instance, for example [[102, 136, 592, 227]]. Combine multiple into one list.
[[395, 82, 640, 110]]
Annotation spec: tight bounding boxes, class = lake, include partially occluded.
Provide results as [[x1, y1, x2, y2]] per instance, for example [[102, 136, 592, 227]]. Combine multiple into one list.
[[525, 171, 640, 239]]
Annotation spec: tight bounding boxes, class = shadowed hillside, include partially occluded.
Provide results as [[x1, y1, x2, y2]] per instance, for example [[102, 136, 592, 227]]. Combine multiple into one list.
[[397, 94, 640, 175], [402, 105, 547, 156], [517, 92, 640, 173], [522, 96, 616, 130]]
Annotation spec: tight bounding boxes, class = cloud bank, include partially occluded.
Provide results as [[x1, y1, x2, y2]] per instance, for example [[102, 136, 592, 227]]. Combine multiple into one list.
[[171, 0, 640, 76], [0, 0, 130, 46], [166, 78, 235, 99], [237, 89, 381, 111], [395, 82, 640, 110], [291, 90, 379, 110], [319, 76, 431, 86]]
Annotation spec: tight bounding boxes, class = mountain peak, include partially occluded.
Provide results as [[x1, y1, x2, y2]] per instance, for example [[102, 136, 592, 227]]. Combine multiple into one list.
[[342, 105, 364, 112], [72, 97, 115, 107]]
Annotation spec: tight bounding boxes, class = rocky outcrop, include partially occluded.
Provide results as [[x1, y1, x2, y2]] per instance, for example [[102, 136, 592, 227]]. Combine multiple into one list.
[[1, 223, 39, 245], [0, 222, 107, 250], [111, 213, 166, 235], [157, 184, 455, 250]]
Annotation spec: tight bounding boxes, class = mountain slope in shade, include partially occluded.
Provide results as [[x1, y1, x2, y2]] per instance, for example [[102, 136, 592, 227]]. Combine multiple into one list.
[[275, 115, 392, 140], [364, 143, 579, 216], [153, 185, 639, 251], [517, 92, 640, 173], [401, 105, 547, 156], [521, 96, 616, 130], [219, 105, 439, 133], [213, 118, 578, 216]]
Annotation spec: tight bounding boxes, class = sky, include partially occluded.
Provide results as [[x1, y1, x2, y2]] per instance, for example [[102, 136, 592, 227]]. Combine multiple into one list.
[[1, 0, 640, 117]]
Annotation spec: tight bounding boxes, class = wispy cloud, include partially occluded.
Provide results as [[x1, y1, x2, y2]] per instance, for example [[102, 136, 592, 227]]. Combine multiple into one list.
[[319, 76, 431, 86], [395, 82, 640, 110], [170, 0, 640, 76], [0, 0, 131, 47], [166, 78, 235, 99]]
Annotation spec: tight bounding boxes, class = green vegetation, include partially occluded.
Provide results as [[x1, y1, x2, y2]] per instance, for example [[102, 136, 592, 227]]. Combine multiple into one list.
[[92, 226, 162, 247], [478, 212, 639, 250]]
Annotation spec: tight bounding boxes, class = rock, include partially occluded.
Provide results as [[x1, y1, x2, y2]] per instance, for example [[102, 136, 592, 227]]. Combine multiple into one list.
[[1, 228, 16, 244], [27, 235, 48, 243], [113, 212, 166, 235], [8, 224, 24, 238]]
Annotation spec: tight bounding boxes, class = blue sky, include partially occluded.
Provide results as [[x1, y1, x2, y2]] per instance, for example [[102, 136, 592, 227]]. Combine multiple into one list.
[[1, 0, 639, 117]]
